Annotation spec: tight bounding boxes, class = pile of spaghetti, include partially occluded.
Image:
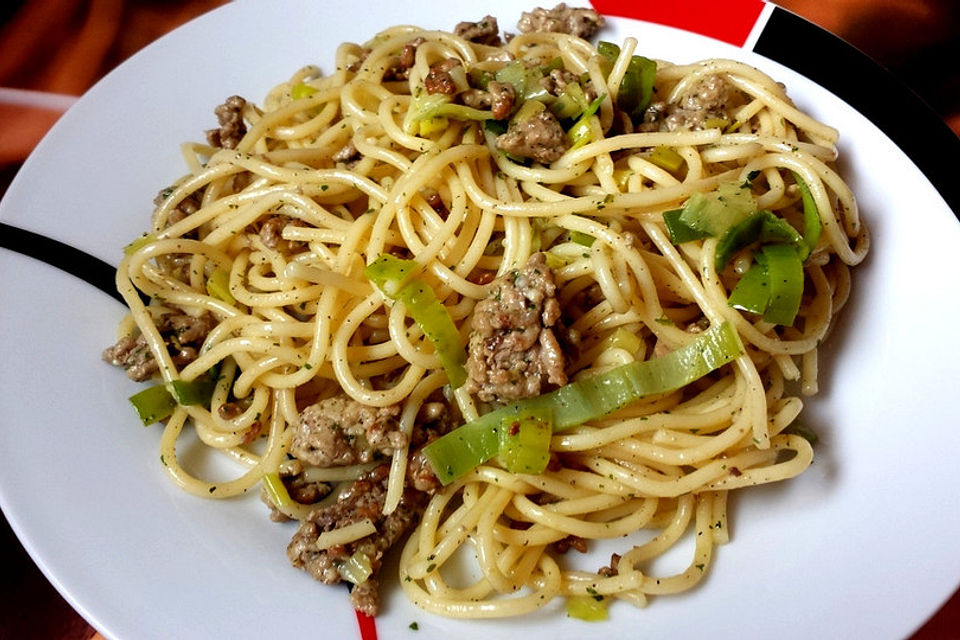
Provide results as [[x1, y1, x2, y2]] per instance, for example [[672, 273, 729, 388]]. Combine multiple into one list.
[[105, 6, 869, 621]]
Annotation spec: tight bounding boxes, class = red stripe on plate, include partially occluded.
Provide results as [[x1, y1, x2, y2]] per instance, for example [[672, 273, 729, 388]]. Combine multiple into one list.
[[590, 0, 766, 47], [356, 610, 378, 640]]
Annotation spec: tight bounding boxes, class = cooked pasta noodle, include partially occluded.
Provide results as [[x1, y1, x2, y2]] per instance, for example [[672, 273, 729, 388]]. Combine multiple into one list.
[[107, 11, 868, 620]]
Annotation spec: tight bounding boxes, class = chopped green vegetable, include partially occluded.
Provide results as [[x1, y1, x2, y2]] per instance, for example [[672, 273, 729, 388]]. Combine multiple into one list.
[[567, 93, 605, 149], [339, 550, 374, 585], [726, 260, 769, 315], [678, 181, 757, 237], [403, 89, 491, 134], [550, 82, 589, 121], [423, 322, 742, 484], [365, 254, 467, 388], [569, 230, 596, 247], [783, 419, 819, 445], [617, 54, 657, 117], [648, 145, 685, 173], [791, 172, 822, 259], [759, 243, 804, 326], [262, 472, 295, 511], [290, 82, 318, 100], [512, 98, 546, 124], [498, 408, 553, 474], [663, 209, 711, 244], [206, 268, 235, 305], [168, 375, 218, 406], [713, 210, 803, 273], [129, 384, 177, 426], [727, 243, 803, 325], [566, 595, 609, 621]]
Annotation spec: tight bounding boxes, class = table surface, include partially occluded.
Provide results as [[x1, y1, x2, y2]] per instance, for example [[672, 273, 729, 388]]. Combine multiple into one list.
[[1, 1, 958, 638]]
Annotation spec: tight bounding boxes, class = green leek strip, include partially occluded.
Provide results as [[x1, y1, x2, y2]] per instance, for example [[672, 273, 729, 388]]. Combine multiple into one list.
[[338, 550, 374, 585], [129, 384, 177, 426], [128, 368, 221, 426], [291, 82, 318, 100], [648, 145, 685, 173], [262, 472, 296, 512], [423, 322, 743, 484], [663, 209, 711, 244], [569, 230, 596, 247], [678, 181, 757, 237], [714, 210, 803, 273], [206, 268, 235, 305], [759, 243, 803, 326], [791, 171, 822, 259], [365, 254, 467, 388], [566, 595, 609, 621], [495, 60, 527, 95], [567, 93, 606, 149], [618, 54, 657, 118], [403, 90, 491, 134], [726, 260, 769, 315], [498, 408, 553, 474]]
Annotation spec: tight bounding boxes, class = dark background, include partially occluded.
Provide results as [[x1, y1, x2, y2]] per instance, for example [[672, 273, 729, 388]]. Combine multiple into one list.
[[1, 1, 957, 638]]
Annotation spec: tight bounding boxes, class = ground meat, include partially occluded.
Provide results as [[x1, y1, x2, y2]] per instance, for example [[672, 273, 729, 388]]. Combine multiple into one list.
[[205, 95, 247, 149], [102, 312, 216, 381], [517, 3, 605, 39], [332, 140, 360, 164], [465, 252, 569, 403], [286, 464, 427, 617], [399, 37, 425, 69], [496, 109, 569, 164], [291, 395, 406, 467], [424, 58, 462, 95], [258, 215, 287, 250], [640, 74, 739, 132], [598, 552, 621, 577], [454, 15, 502, 46], [539, 68, 579, 96], [488, 80, 516, 120], [382, 37, 426, 81]]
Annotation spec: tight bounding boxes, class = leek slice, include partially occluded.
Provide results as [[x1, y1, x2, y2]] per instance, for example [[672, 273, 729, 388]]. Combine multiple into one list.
[[365, 254, 467, 388], [423, 322, 743, 484], [498, 408, 553, 474], [792, 171, 822, 259], [566, 595, 609, 621]]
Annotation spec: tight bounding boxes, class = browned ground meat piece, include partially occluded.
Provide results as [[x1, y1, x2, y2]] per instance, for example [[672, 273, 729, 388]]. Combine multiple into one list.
[[102, 335, 156, 381], [153, 188, 202, 228], [454, 15, 502, 45], [640, 74, 740, 132], [332, 140, 360, 164], [287, 464, 428, 617], [399, 37, 426, 68], [102, 312, 216, 381], [539, 68, 579, 96], [258, 215, 287, 250], [488, 81, 516, 120], [465, 252, 569, 403], [424, 58, 462, 95], [517, 3, 605, 39], [291, 395, 406, 467], [205, 95, 247, 149], [496, 109, 569, 164]]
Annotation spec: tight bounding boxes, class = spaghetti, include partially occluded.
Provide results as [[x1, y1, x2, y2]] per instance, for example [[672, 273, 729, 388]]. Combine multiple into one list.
[[106, 8, 868, 621]]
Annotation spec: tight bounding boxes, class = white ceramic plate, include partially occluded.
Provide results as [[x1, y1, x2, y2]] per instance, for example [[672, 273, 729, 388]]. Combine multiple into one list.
[[2, 1, 959, 638]]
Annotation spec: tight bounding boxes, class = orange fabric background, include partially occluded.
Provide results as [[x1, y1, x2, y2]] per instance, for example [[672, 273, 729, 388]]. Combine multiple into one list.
[[0, 1, 957, 638]]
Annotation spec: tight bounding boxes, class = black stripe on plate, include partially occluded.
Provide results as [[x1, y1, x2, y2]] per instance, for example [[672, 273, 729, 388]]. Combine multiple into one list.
[[0, 222, 125, 304], [754, 7, 960, 220]]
